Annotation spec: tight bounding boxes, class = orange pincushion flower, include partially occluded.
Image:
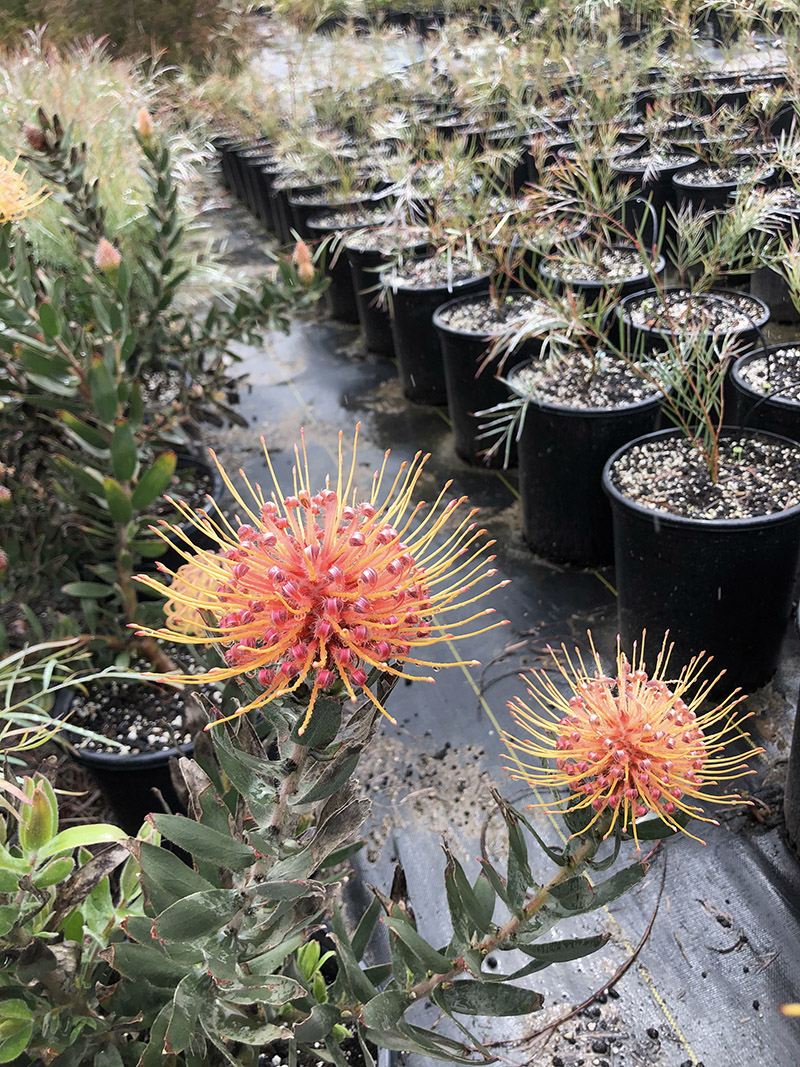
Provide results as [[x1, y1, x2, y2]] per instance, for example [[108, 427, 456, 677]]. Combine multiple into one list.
[[136, 426, 508, 734], [163, 555, 226, 636], [504, 632, 761, 847], [0, 155, 49, 224]]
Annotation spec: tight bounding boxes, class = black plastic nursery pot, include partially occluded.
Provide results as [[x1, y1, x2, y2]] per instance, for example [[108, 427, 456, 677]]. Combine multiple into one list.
[[539, 244, 666, 304], [751, 265, 800, 324], [288, 186, 353, 240], [482, 130, 533, 193], [431, 293, 545, 467], [513, 369, 665, 566], [273, 179, 330, 245], [602, 427, 800, 693], [381, 266, 492, 404], [344, 231, 431, 356], [610, 151, 698, 233], [54, 687, 193, 836], [729, 346, 800, 442], [142, 450, 224, 581], [614, 287, 770, 355], [671, 161, 775, 214], [307, 214, 370, 324], [785, 677, 800, 850]]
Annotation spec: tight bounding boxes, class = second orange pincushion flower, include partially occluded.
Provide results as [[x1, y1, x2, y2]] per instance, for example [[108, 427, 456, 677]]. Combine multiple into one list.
[[136, 427, 508, 733]]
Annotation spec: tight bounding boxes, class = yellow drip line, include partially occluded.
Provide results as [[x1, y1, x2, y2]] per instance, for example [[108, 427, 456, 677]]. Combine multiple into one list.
[[444, 636, 700, 1065]]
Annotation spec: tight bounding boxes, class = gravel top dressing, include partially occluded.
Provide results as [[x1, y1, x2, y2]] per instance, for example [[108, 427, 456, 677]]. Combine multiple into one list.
[[290, 189, 371, 205], [309, 206, 391, 229], [344, 224, 429, 254], [739, 347, 800, 402], [511, 353, 661, 409], [436, 292, 551, 334], [673, 162, 759, 186], [544, 245, 655, 283], [387, 252, 488, 288], [613, 151, 697, 171], [610, 435, 800, 519], [624, 289, 765, 333]]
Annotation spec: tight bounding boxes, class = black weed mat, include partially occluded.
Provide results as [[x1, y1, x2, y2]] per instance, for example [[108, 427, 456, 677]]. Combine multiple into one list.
[[201, 200, 800, 1067]]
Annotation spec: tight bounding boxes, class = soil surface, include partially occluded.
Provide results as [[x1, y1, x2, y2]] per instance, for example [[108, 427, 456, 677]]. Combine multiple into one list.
[[739, 346, 800, 402], [612, 151, 697, 172], [623, 289, 766, 334], [608, 434, 800, 519], [344, 224, 430, 254], [510, 353, 662, 409], [309, 207, 392, 230], [65, 680, 200, 755], [386, 251, 488, 289], [435, 292, 551, 334], [543, 245, 656, 284], [260, 1035, 376, 1067], [673, 162, 759, 186], [64, 647, 219, 755]]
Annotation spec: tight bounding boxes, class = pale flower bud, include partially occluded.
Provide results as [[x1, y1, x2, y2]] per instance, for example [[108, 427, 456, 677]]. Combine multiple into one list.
[[94, 237, 121, 272], [0, 486, 10, 504], [136, 107, 154, 143], [23, 122, 46, 152], [293, 239, 315, 286], [0, 549, 7, 576]]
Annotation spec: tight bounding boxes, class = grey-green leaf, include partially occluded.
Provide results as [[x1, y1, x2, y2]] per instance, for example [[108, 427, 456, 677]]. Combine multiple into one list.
[[439, 980, 544, 1016]]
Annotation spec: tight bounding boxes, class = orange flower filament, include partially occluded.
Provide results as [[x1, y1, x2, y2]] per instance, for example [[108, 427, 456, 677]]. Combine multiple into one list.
[[137, 427, 508, 733], [163, 556, 224, 636], [504, 633, 760, 846]]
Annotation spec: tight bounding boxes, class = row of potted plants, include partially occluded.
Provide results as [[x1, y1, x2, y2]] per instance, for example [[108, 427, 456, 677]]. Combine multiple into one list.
[[212, 20, 800, 697]]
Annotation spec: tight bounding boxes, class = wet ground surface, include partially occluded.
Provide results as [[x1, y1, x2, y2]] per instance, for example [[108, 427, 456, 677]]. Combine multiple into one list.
[[201, 183, 800, 1067]]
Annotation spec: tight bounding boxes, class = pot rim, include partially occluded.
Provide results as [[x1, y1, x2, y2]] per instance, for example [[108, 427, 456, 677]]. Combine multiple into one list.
[[609, 150, 698, 175], [616, 286, 770, 332], [602, 426, 800, 528], [730, 344, 800, 411], [508, 358, 665, 417], [431, 288, 544, 339], [342, 227, 430, 256], [538, 245, 666, 289], [54, 686, 195, 769], [379, 261, 492, 293], [671, 160, 775, 189]]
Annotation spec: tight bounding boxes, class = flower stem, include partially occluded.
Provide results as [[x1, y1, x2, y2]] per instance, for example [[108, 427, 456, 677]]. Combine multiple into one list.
[[406, 835, 601, 1003]]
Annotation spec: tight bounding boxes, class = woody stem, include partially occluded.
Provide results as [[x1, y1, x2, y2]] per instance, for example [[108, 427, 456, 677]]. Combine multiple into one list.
[[407, 836, 601, 1003]]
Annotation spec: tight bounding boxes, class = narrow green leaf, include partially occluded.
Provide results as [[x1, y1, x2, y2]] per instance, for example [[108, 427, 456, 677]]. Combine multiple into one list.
[[37, 823, 126, 860], [109, 941, 192, 987], [330, 902, 378, 1003], [131, 451, 177, 510], [103, 478, 133, 523], [519, 933, 610, 963], [89, 356, 117, 422], [52, 456, 105, 498], [297, 744, 361, 805], [59, 411, 109, 452], [351, 896, 382, 962], [362, 990, 411, 1030], [165, 972, 208, 1055], [61, 581, 115, 599], [37, 301, 58, 337], [384, 915, 453, 973], [111, 420, 137, 481]]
